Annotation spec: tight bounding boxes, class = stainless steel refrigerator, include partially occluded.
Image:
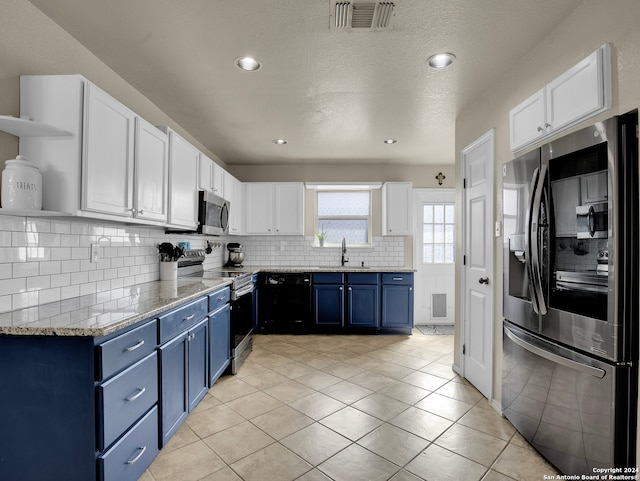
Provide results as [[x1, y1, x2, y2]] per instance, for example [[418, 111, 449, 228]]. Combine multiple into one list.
[[502, 111, 638, 474]]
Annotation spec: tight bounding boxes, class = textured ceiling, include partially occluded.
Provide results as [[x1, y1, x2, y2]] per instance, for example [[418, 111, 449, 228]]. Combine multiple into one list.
[[28, 0, 582, 165]]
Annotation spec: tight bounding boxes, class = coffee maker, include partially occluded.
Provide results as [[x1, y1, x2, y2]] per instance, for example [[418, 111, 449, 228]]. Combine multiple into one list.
[[225, 243, 245, 267]]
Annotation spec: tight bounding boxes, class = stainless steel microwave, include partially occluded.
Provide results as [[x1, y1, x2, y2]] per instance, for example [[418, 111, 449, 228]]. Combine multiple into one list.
[[198, 191, 229, 235], [576, 202, 607, 239]]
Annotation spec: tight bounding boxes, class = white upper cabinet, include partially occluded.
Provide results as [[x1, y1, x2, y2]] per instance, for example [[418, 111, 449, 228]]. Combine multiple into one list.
[[223, 171, 243, 235], [197, 154, 214, 193], [510, 44, 611, 152], [245, 182, 304, 235], [245, 183, 273, 234], [212, 163, 224, 198], [382, 182, 413, 235], [19, 75, 164, 223], [164, 128, 199, 230], [198, 153, 225, 198], [82, 83, 136, 216], [274, 183, 304, 235], [509, 89, 546, 151], [134, 117, 168, 222]]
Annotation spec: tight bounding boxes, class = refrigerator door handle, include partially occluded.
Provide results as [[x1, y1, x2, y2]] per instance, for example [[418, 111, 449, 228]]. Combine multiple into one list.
[[505, 325, 606, 379], [528, 164, 548, 315]]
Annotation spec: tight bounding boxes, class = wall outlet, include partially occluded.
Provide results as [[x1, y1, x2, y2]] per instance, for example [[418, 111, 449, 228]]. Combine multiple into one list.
[[90, 243, 100, 263]]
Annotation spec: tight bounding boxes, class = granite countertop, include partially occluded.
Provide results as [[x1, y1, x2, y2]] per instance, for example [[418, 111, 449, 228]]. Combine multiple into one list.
[[0, 278, 232, 337], [209, 266, 416, 274]]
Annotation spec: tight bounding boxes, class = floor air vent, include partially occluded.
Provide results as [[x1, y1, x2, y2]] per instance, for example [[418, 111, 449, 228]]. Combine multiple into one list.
[[332, 1, 396, 29]]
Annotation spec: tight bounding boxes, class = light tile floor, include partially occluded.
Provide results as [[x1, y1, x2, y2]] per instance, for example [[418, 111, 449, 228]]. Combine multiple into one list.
[[141, 331, 559, 481]]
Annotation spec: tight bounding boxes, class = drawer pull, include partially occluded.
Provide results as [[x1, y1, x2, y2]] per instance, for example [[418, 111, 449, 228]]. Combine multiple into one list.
[[124, 340, 145, 353], [392, 277, 403, 281], [125, 387, 146, 402], [184, 314, 195, 322], [126, 446, 147, 465]]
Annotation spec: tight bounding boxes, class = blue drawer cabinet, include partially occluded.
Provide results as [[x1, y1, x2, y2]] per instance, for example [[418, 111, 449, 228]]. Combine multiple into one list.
[[158, 297, 208, 343], [96, 319, 157, 381], [98, 351, 158, 451], [98, 406, 159, 481], [381, 273, 414, 330]]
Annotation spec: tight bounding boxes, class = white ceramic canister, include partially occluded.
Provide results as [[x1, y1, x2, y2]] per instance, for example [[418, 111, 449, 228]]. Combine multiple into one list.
[[1, 155, 42, 210]]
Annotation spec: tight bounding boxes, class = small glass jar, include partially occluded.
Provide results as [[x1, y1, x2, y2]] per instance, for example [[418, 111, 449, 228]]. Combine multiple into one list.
[[1, 155, 42, 210]]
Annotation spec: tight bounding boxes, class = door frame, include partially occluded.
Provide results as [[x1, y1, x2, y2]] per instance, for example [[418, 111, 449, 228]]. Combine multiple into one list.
[[460, 129, 495, 401], [412, 188, 456, 325]]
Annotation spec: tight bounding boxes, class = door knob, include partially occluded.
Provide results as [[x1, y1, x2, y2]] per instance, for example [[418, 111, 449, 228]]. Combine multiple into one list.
[[478, 277, 489, 285]]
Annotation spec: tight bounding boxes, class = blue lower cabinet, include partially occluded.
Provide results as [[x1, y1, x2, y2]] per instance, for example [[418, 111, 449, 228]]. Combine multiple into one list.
[[313, 284, 345, 327], [209, 303, 231, 385], [159, 330, 189, 447], [98, 406, 159, 481], [347, 284, 380, 328], [187, 318, 209, 411], [98, 352, 158, 451], [159, 317, 209, 447], [381, 273, 414, 332], [381, 285, 414, 329]]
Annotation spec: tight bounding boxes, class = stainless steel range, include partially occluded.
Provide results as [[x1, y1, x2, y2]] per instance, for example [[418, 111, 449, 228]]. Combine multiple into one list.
[[178, 250, 255, 374]]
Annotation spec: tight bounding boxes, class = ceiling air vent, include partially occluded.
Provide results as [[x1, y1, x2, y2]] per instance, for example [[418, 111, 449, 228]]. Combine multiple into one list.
[[332, 1, 397, 29]]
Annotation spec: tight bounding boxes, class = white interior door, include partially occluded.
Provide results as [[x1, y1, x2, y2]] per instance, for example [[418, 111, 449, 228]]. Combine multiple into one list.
[[462, 130, 494, 400], [413, 189, 455, 325]]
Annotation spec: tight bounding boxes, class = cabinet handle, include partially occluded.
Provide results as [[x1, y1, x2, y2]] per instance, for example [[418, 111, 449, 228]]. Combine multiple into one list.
[[409, 287, 413, 291], [392, 277, 403, 281], [124, 340, 145, 353], [537, 126, 544, 132], [126, 446, 147, 465], [125, 387, 146, 402], [348, 287, 352, 291], [138, 209, 144, 215], [545, 122, 551, 128], [339, 287, 343, 291], [184, 314, 195, 322]]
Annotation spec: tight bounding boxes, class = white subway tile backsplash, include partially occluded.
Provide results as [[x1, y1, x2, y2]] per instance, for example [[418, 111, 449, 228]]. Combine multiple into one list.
[[0, 214, 404, 313], [0, 278, 26, 296], [51, 273, 71, 288]]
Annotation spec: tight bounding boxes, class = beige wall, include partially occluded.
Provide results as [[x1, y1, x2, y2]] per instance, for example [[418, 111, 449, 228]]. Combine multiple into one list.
[[0, 0, 224, 168], [229, 163, 455, 188], [454, 0, 640, 441]]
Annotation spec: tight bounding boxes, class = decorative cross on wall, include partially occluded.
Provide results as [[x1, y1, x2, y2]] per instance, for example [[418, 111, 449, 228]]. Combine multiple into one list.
[[435, 172, 446, 185]]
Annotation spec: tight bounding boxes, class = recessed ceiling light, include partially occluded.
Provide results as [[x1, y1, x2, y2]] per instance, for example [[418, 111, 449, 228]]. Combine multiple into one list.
[[427, 52, 456, 69], [272, 139, 287, 145], [384, 138, 397, 144], [235, 56, 261, 71]]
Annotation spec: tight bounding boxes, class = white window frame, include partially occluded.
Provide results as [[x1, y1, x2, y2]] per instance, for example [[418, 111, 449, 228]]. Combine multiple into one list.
[[315, 190, 372, 248], [422, 202, 455, 264]]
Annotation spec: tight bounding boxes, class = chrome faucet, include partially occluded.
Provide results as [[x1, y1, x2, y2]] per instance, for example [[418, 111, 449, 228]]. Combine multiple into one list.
[[341, 237, 349, 267]]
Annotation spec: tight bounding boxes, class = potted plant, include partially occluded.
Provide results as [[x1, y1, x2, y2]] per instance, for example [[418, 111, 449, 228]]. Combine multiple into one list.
[[316, 226, 327, 247]]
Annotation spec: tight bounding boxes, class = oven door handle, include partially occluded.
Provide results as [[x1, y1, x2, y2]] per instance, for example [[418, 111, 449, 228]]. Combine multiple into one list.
[[233, 283, 254, 299], [505, 325, 605, 379]]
